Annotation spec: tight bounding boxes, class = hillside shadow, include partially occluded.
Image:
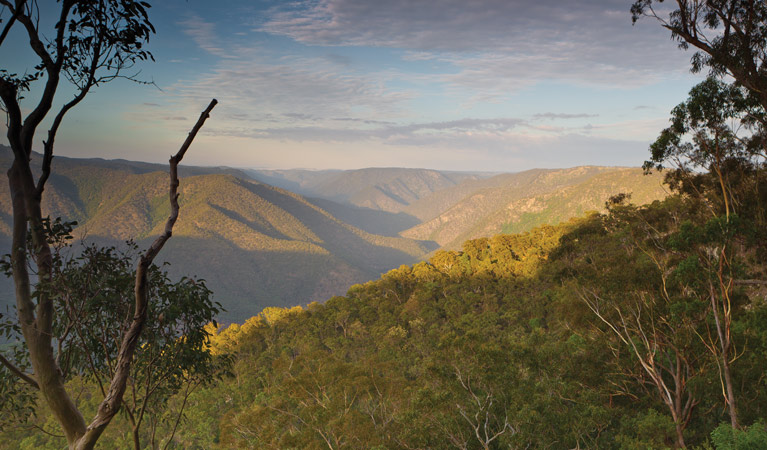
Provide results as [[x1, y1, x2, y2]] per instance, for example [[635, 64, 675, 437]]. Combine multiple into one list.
[[46, 172, 87, 221], [151, 236, 371, 324], [305, 197, 422, 237], [242, 182, 428, 273], [209, 203, 297, 242], [78, 233, 411, 324]]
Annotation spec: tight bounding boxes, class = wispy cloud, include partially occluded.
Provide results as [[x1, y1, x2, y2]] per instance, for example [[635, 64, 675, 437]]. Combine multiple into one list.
[[177, 14, 228, 57], [168, 54, 411, 122], [199, 115, 610, 148], [533, 112, 599, 120], [261, 0, 691, 89]]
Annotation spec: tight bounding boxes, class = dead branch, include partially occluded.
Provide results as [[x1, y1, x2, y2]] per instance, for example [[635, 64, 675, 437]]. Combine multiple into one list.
[[75, 99, 217, 449]]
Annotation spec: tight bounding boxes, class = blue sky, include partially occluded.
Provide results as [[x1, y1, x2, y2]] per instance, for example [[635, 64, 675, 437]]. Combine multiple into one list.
[[2, 0, 703, 171]]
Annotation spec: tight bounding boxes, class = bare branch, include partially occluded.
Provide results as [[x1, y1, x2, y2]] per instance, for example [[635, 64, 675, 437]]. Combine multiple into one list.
[[76, 99, 217, 449], [144, 98, 219, 262], [36, 36, 104, 197]]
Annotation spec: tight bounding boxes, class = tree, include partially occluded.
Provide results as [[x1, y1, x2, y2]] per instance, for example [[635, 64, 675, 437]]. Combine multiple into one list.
[[577, 203, 704, 448], [644, 77, 765, 220], [53, 239, 224, 450], [0, 1, 218, 448], [634, 2, 767, 426], [1, 229, 227, 449], [631, 0, 767, 111], [642, 76, 767, 431]]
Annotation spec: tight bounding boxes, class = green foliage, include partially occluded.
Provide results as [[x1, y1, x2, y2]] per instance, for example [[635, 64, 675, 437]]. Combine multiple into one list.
[[711, 423, 767, 450], [615, 409, 677, 449], [0, 342, 36, 428], [154, 188, 767, 448], [3, 190, 765, 448], [0, 218, 228, 449], [632, 0, 767, 107]]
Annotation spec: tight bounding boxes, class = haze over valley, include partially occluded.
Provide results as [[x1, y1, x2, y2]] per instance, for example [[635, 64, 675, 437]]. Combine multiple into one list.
[[0, 145, 667, 322]]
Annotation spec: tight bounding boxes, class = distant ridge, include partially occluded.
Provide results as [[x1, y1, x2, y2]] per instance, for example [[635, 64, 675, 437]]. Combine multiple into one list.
[[0, 146, 669, 322], [0, 146, 436, 322], [249, 167, 492, 213], [401, 166, 667, 249]]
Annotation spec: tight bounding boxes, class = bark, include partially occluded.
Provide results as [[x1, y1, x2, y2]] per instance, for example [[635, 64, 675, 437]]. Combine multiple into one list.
[[4, 91, 215, 448], [710, 282, 739, 429], [8, 135, 88, 447]]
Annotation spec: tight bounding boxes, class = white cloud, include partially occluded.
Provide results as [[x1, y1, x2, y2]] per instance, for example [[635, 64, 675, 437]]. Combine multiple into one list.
[[119, 0, 696, 171], [182, 127, 653, 171], [533, 112, 599, 120]]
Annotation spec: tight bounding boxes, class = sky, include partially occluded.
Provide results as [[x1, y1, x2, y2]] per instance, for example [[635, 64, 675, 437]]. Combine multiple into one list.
[[1, 0, 705, 172]]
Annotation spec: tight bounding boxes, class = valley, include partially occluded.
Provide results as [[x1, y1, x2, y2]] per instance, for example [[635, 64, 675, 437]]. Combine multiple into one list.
[[0, 145, 667, 322]]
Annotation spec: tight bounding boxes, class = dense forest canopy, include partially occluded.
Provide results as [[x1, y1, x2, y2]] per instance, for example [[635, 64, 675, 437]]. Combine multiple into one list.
[[7, 189, 767, 448]]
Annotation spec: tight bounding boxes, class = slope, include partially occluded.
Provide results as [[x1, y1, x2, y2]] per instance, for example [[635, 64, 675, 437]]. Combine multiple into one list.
[[266, 167, 490, 213], [0, 147, 435, 322], [401, 166, 668, 249]]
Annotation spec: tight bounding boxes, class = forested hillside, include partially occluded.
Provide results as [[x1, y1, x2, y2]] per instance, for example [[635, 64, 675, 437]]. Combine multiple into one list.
[[3, 118, 766, 450], [6, 188, 766, 448], [402, 166, 668, 249], [6, 87, 767, 444]]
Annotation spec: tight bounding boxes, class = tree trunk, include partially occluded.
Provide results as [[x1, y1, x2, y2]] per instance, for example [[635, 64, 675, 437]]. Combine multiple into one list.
[[674, 420, 686, 448], [710, 283, 739, 429], [9, 157, 89, 447], [133, 426, 141, 450], [4, 100, 216, 449], [721, 340, 739, 429]]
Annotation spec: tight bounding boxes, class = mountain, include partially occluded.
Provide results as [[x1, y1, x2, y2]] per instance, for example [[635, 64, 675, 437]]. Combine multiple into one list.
[[0, 147, 435, 322], [401, 166, 668, 249], [248, 167, 668, 250], [242, 168, 341, 194], [0, 148, 669, 322], [249, 167, 492, 214], [7, 189, 767, 447]]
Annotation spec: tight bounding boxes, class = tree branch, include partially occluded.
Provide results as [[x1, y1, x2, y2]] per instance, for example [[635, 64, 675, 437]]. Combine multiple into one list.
[[16, 0, 72, 155], [0, 0, 22, 48], [0, 351, 39, 389], [36, 37, 104, 197], [76, 99, 217, 450], [0, 77, 23, 155]]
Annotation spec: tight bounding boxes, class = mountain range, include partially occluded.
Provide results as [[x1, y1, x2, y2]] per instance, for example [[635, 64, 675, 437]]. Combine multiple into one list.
[[0, 145, 668, 321]]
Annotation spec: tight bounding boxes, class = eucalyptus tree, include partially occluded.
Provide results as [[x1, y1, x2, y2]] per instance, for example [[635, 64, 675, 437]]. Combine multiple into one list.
[[632, 1, 767, 431], [643, 75, 767, 432], [0, 1, 217, 448], [631, 0, 767, 110]]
